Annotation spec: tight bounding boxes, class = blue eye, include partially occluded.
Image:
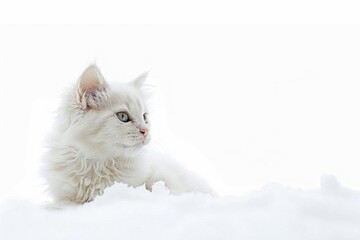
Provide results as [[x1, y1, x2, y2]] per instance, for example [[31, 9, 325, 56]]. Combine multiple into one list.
[[116, 112, 130, 122]]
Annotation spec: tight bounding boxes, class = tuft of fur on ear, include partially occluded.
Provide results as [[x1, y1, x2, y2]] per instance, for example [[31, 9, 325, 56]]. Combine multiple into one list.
[[131, 71, 149, 89], [77, 64, 110, 110]]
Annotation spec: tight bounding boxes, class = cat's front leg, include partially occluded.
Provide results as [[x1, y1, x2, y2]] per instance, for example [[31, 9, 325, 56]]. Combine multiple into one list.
[[148, 154, 215, 195]]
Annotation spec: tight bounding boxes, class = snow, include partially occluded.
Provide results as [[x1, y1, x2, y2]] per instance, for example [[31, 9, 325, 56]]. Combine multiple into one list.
[[1, 175, 360, 240]]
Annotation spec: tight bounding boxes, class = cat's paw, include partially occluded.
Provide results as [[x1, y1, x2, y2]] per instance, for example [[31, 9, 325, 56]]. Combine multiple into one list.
[[145, 181, 154, 192]]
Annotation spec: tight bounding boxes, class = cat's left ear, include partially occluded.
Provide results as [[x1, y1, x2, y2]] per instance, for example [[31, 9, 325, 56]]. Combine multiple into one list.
[[131, 71, 149, 89], [77, 64, 110, 110]]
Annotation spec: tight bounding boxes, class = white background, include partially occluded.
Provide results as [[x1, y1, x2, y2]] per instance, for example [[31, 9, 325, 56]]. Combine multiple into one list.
[[1, 24, 360, 196]]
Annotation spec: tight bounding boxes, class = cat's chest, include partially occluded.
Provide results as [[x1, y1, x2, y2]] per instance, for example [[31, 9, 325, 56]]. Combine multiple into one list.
[[72, 156, 129, 179], [67, 157, 133, 202]]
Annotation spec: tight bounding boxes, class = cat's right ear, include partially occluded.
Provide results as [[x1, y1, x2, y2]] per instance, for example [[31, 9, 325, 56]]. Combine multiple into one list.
[[77, 64, 110, 110], [131, 71, 149, 89]]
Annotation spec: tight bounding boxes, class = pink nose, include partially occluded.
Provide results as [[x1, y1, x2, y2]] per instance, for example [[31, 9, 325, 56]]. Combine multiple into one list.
[[140, 128, 148, 138]]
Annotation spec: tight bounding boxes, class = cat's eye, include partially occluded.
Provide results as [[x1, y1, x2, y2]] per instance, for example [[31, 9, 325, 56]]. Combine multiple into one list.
[[143, 113, 148, 123], [116, 112, 130, 122]]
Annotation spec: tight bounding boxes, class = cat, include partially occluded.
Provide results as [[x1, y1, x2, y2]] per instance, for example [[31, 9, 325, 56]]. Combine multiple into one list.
[[43, 64, 214, 204]]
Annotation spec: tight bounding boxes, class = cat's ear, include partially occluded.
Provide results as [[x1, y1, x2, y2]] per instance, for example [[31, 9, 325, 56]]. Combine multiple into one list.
[[77, 64, 110, 110], [131, 71, 149, 89]]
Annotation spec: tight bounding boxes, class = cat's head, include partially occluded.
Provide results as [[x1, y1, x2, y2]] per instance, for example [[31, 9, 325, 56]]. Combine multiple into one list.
[[63, 65, 151, 158]]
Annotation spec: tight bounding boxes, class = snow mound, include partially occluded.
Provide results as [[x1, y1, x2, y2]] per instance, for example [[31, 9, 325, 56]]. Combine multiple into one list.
[[1, 176, 360, 240]]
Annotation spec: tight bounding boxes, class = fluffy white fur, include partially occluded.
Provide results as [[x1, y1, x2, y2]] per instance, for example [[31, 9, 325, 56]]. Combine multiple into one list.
[[43, 65, 213, 204]]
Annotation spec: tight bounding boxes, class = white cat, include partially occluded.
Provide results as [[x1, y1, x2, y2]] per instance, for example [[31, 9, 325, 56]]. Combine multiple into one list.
[[43, 65, 214, 204]]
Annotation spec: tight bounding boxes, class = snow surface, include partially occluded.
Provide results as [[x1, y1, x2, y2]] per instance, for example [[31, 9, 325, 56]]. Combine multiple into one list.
[[1, 175, 360, 240]]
